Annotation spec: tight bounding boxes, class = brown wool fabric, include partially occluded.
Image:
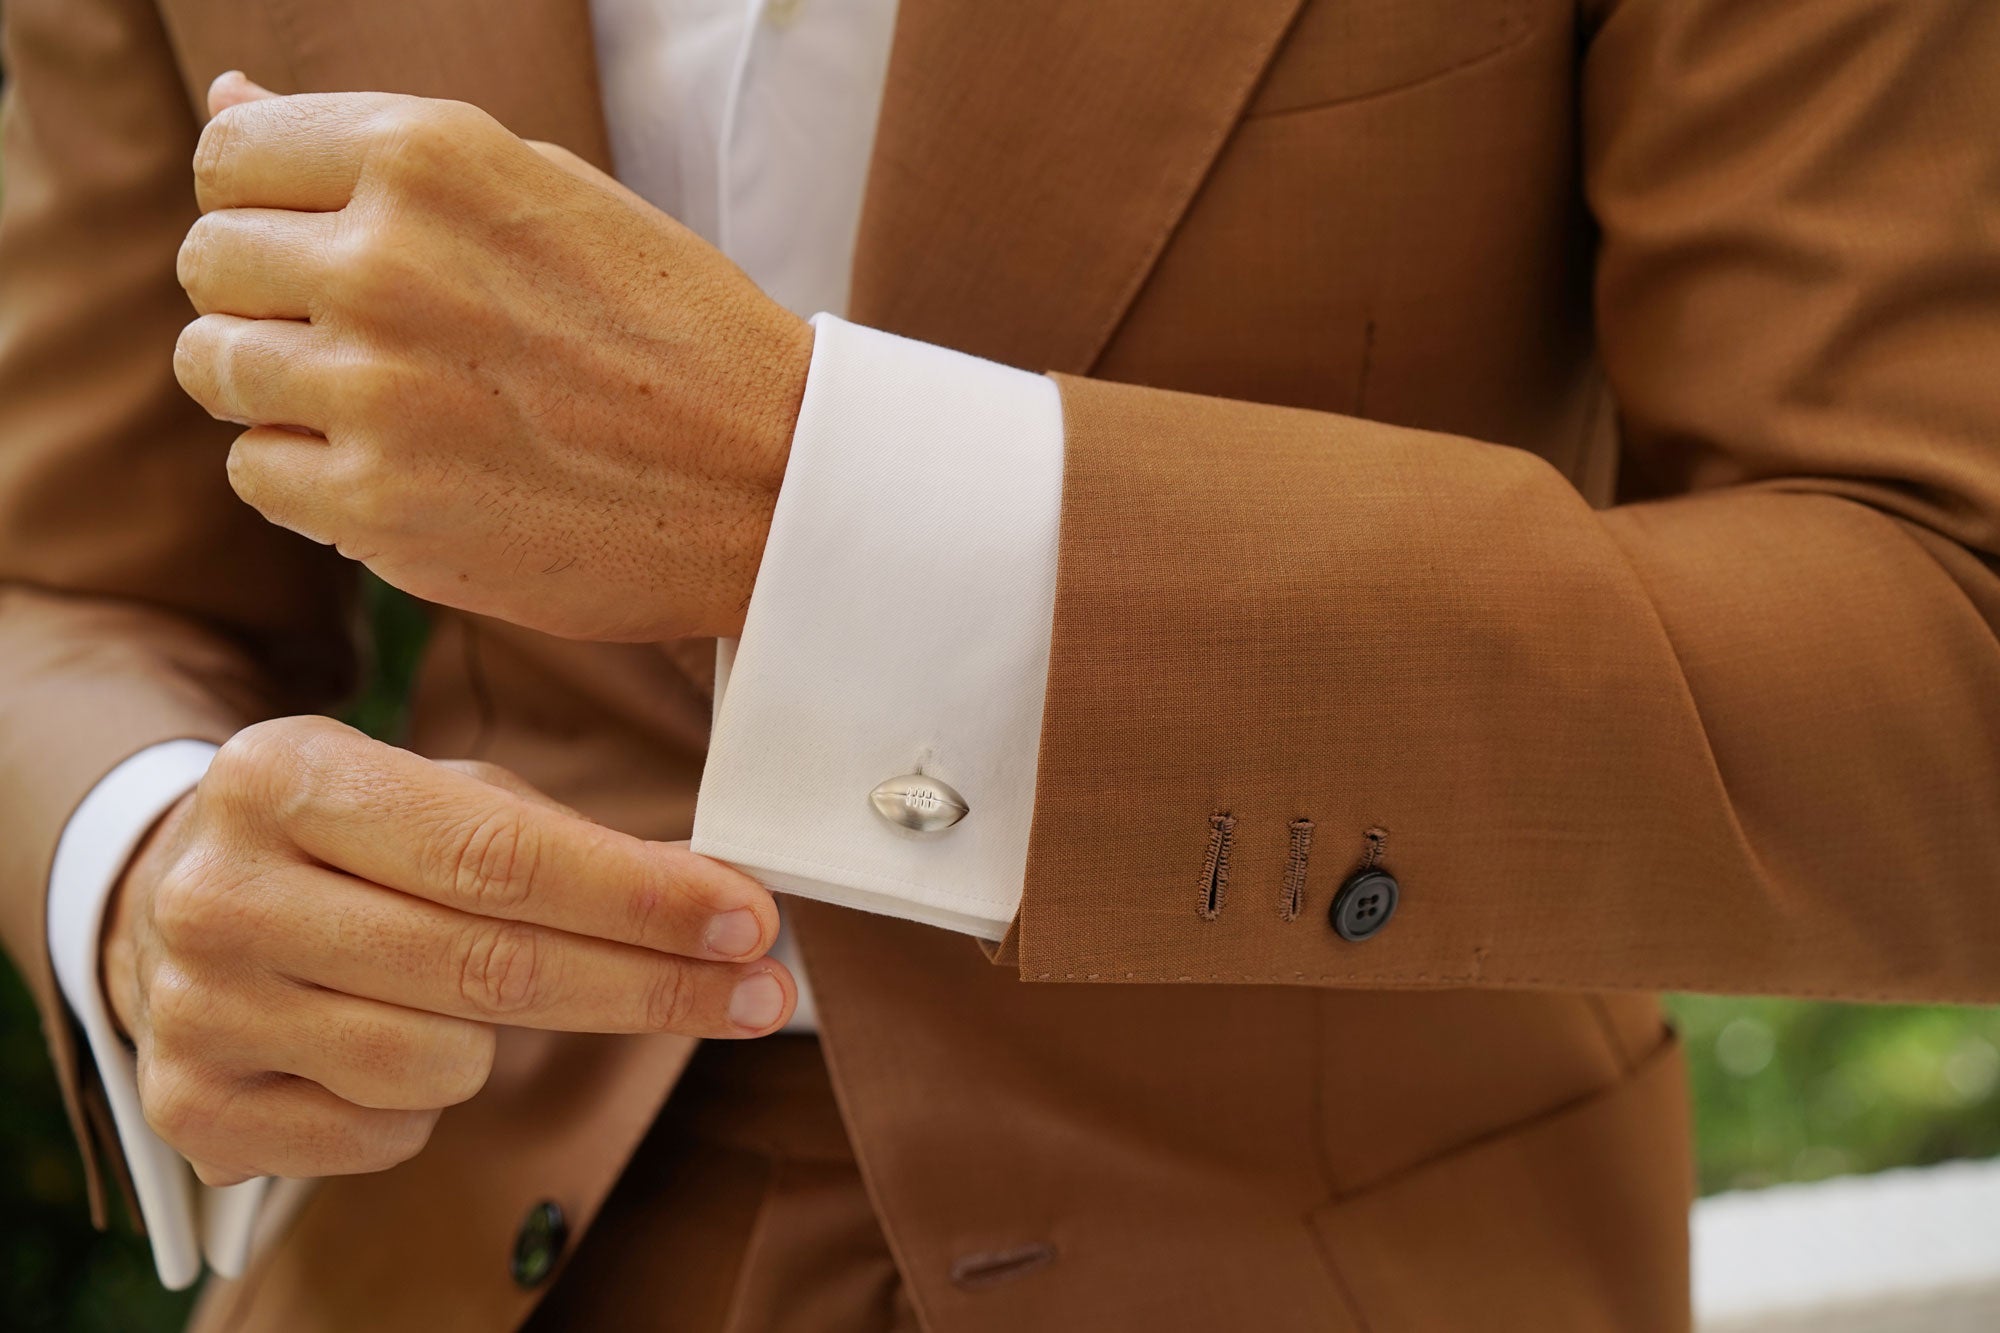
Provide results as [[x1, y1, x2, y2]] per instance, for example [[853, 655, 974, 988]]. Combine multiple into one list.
[[519, 1037, 921, 1333]]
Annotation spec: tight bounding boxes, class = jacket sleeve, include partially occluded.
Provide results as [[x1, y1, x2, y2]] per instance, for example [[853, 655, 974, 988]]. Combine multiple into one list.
[[1011, 0, 2000, 1002], [0, 0, 354, 1225]]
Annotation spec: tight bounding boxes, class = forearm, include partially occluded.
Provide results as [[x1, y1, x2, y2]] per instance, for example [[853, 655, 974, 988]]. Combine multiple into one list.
[[1009, 375, 2000, 1001]]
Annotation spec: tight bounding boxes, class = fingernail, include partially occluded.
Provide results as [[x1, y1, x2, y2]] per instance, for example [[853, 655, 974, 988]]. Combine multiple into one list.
[[704, 909, 762, 959], [728, 971, 786, 1031]]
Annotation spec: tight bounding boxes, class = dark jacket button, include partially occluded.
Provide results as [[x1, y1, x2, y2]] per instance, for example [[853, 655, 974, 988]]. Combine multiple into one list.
[[510, 1200, 568, 1289], [1330, 870, 1398, 942]]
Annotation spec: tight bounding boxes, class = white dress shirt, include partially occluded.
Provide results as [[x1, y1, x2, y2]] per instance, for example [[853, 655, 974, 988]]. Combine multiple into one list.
[[45, 0, 1063, 1289]]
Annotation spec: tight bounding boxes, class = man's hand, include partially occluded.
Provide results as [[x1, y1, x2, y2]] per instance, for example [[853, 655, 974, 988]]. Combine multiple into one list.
[[100, 716, 795, 1186], [173, 73, 813, 642]]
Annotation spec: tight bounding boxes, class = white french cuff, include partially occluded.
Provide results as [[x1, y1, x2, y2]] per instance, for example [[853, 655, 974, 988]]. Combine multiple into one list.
[[46, 740, 310, 1288], [49, 741, 230, 1286], [693, 314, 1064, 941]]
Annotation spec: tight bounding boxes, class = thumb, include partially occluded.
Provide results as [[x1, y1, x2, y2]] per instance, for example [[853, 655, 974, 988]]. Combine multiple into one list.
[[208, 70, 277, 118]]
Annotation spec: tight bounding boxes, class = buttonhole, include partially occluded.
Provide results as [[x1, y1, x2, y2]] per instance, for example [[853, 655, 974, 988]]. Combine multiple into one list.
[[949, 1243, 1058, 1292], [1197, 811, 1235, 920]]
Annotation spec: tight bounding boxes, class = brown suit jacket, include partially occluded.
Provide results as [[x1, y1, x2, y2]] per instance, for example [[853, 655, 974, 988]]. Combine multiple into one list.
[[3, 0, 1997, 1328]]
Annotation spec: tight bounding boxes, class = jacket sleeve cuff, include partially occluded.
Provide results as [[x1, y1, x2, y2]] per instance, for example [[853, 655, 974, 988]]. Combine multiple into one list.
[[693, 314, 1063, 941]]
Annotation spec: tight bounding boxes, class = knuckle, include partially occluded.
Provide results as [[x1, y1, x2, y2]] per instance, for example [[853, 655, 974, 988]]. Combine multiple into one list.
[[436, 1024, 497, 1105], [192, 110, 239, 201], [138, 1058, 211, 1144], [210, 716, 358, 831], [192, 1160, 253, 1189], [329, 222, 401, 306], [140, 964, 211, 1036], [371, 1109, 439, 1171], [449, 809, 541, 913], [284, 714, 360, 776], [624, 876, 671, 948], [206, 724, 290, 819], [333, 469, 400, 538], [150, 865, 223, 947], [176, 217, 216, 296], [408, 98, 488, 146], [173, 318, 217, 397], [212, 717, 305, 787], [455, 922, 545, 1017], [223, 434, 264, 505], [271, 719, 359, 824], [367, 105, 446, 183], [362, 252, 426, 319], [640, 962, 695, 1033], [363, 99, 498, 198]]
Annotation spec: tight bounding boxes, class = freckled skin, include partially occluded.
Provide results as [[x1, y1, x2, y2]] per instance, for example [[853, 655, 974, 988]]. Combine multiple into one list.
[[174, 79, 815, 642], [101, 717, 793, 1186]]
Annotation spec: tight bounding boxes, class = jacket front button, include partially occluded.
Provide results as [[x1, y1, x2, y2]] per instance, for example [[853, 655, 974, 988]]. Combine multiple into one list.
[[1330, 870, 1398, 942], [509, 1200, 568, 1289]]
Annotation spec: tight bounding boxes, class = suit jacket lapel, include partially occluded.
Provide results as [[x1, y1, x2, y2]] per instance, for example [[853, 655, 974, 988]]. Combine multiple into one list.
[[849, 0, 1306, 374], [263, 0, 612, 169]]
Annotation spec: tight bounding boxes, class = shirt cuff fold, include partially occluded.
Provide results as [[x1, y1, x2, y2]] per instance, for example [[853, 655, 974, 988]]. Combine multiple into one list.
[[48, 740, 218, 1289], [694, 314, 1063, 940]]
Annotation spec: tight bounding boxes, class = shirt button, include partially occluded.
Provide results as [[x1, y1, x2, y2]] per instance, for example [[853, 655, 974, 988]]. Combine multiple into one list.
[[870, 773, 969, 832], [1330, 870, 1398, 942], [509, 1200, 568, 1289]]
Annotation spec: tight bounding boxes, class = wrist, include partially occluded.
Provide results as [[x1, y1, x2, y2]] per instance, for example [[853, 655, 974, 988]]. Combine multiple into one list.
[[703, 312, 814, 640]]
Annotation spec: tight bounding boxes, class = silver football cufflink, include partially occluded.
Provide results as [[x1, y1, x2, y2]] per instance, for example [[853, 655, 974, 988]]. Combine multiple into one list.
[[869, 772, 969, 833]]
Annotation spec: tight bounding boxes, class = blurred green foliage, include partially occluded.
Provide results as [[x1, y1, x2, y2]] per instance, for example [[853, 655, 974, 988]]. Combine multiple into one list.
[[1668, 995, 2000, 1193], [3, 580, 1996, 1329]]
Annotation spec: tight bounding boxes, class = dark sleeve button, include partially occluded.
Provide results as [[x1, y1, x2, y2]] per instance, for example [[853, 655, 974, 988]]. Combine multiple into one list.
[[510, 1200, 568, 1289], [1330, 870, 1398, 942]]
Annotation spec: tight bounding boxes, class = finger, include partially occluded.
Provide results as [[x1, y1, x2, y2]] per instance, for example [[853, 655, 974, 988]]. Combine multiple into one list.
[[225, 426, 344, 545], [207, 70, 279, 119], [152, 1067, 440, 1184], [176, 313, 337, 431], [437, 758, 593, 823], [180, 208, 336, 319], [275, 734, 779, 962], [256, 865, 796, 1036], [215, 985, 496, 1112], [195, 90, 406, 212]]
